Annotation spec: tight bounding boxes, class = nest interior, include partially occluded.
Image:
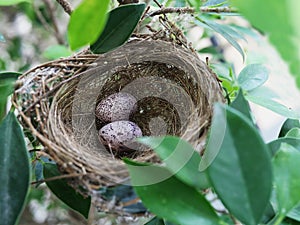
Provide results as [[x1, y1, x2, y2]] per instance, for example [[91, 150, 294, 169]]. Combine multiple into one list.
[[13, 39, 224, 214]]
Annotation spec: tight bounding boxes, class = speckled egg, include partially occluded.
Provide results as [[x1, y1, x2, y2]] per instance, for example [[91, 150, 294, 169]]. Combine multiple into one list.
[[98, 120, 143, 152], [95, 92, 137, 122]]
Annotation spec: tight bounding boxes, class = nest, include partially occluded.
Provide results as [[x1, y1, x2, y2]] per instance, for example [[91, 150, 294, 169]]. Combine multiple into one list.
[[12, 39, 224, 215]]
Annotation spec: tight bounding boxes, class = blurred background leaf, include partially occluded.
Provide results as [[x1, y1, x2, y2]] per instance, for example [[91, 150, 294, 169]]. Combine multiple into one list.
[[0, 0, 30, 6], [42, 45, 72, 60], [232, 0, 300, 88], [0, 33, 5, 42], [195, 16, 245, 60], [203, 0, 228, 7]]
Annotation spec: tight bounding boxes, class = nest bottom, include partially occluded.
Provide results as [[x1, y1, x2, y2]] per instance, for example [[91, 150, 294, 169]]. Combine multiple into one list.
[[49, 60, 201, 165]]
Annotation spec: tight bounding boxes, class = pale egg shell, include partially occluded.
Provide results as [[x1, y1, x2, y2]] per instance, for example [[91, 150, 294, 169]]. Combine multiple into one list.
[[95, 92, 137, 122], [98, 120, 142, 151]]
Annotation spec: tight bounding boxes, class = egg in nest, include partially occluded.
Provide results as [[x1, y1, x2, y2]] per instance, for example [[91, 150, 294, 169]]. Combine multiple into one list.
[[98, 120, 143, 156], [95, 92, 137, 123]]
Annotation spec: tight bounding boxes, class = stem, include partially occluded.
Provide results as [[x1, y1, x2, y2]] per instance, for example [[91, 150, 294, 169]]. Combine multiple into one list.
[[268, 214, 285, 225]]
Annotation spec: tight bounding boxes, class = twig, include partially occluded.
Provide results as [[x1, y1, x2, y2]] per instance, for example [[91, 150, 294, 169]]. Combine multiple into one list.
[[153, 0, 162, 8], [31, 173, 85, 185], [201, 6, 238, 13], [55, 0, 73, 15], [150, 6, 194, 16], [141, 5, 150, 20], [21, 54, 98, 76], [149, 6, 237, 17], [22, 60, 96, 114], [33, 1, 53, 34], [43, 0, 65, 44]]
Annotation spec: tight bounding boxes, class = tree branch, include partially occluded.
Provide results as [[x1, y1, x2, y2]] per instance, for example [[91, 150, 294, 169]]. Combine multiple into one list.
[[149, 6, 238, 17], [55, 0, 73, 15]]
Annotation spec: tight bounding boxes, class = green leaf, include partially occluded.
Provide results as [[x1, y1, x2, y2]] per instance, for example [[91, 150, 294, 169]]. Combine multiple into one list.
[[68, 0, 110, 50], [199, 46, 221, 55], [210, 62, 234, 81], [43, 163, 91, 218], [196, 16, 245, 60], [279, 119, 300, 138], [145, 217, 176, 225], [246, 94, 300, 119], [0, 81, 14, 121], [237, 64, 269, 91], [273, 143, 300, 221], [138, 136, 210, 190], [231, 0, 300, 89], [91, 3, 146, 54], [0, 0, 30, 5], [187, 0, 201, 10], [261, 202, 276, 224], [43, 45, 72, 60], [288, 204, 300, 222], [230, 89, 252, 121], [0, 112, 30, 225], [268, 137, 300, 156], [229, 24, 260, 40], [207, 104, 272, 225], [0, 72, 20, 121], [282, 218, 300, 225], [145, 217, 165, 225], [124, 159, 222, 225], [0, 72, 20, 81], [199, 103, 227, 171], [286, 128, 300, 139]]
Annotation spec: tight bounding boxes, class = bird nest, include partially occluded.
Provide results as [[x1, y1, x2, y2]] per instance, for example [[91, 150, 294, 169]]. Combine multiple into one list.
[[12, 39, 224, 215]]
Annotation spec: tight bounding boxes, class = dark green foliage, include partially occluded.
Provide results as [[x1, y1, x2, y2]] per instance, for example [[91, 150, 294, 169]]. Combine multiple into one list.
[[0, 72, 20, 121], [279, 119, 300, 137], [0, 112, 30, 225], [43, 163, 91, 218], [125, 159, 221, 225], [207, 104, 272, 225], [230, 89, 252, 121], [91, 3, 146, 53]]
